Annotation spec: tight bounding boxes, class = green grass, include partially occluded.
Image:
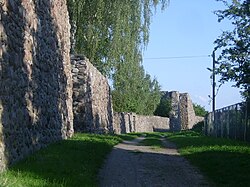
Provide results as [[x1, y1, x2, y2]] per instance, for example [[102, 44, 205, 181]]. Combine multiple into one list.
[[2, 131, 249, 187], [0, 133, 122, 187], [138, 132, 166, 149], [166, 131, 250, 187], [139, 137, 163, 148], [117, 132, 141, 141], [145, 132, 166, 139]]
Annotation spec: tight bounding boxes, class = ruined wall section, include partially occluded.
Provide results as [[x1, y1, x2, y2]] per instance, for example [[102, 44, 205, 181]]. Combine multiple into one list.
[[179, 93, 204, 129], [71, 55, 113, 133], [113, 112, 169, 134], [0, 0, 73, 171], [164, 91, 204, 131], [113, 112, 134, 134], [167, 91, 182, 131], [179, 93, 194, 129]]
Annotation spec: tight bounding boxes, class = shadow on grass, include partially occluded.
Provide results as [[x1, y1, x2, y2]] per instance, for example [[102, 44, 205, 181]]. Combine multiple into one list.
[[1, 134, 120, 187], [117, 134, 139, 141], [185, 151, 250, 187], [166, 131, 250, 187], [145, 133, 164, 139], [139, 138, 163, 148], [168, 135, 250, 149]]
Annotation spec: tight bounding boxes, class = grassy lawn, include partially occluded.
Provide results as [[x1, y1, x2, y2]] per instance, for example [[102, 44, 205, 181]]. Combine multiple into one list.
[[166, 131, 250, 187], [139, 137, 163, 148], [0, 133, 122, 187], [1, 131, 249, 187], [139, 133, 165, 148], [117, 132, 141, 141]]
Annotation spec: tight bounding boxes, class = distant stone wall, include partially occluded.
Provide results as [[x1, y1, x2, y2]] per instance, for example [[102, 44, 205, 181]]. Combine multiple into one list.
[[167, 92, 182, 131], [113, 112, 169, 134], [71, 55, 113, 133], [0, 0, 73, 171], [163, 91, 204, 131], [179, 93, 198, 129], [113, 112, 135, 134]]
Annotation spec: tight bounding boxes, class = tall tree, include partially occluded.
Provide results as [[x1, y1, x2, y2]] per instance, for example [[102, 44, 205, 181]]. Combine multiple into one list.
[[67, 0, 168, 76], [67, 0, 168, 115], [154, 97, 172, 117], [112, 58, 161, 115], [214, 0, 250, 100]]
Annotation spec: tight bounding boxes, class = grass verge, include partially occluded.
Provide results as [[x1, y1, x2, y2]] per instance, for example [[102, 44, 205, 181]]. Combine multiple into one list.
[[139, 138, 163, 148], [0, 133, 122, 187], [166, 131, 250, 187], [138, 133, 166, 149], [117, 132, 141, 141]]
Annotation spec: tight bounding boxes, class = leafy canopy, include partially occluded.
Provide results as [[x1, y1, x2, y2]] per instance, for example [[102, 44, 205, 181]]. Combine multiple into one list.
[[154, 97, 172, 117], [67, 0, 169, 115], [193, 103, 208, 117], [214, 0, 250, 100], [67, 0, 168, 76]]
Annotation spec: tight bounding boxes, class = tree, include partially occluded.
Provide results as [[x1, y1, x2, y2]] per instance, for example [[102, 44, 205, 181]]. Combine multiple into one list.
[[67, 0, 168, 76], [112, 59, 162, 115], [154, 98, 171, 117], [67, 0, 168, 115], [214, 0, 250, 100], [193, 103, 208, 117], [154, 96, 172, 117]]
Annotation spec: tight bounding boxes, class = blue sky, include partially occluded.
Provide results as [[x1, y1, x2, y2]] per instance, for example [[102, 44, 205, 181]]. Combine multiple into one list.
[[142, 0, 243, 111]]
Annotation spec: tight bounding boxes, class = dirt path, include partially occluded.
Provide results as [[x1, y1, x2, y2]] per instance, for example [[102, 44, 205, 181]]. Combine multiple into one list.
[[98, 137, 211, 187]]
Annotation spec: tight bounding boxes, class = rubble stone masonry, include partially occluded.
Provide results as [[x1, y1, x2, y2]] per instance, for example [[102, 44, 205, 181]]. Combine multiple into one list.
[[0, 0, 73, 171], [0, 0, 204, 172], [113, 112, 170, 134], [71, 55, 113, 133], [164, 91, 204, 131]]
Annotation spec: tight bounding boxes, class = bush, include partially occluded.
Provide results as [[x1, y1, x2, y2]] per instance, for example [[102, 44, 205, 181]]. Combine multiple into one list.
[[193, 104, 208, 117]]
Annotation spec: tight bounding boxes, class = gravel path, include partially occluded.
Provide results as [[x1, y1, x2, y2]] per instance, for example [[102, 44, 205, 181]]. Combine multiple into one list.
[[98, 137, 211, 187]]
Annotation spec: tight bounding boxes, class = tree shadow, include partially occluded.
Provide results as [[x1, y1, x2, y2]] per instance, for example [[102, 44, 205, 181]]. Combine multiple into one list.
[[119, 113, 126, 134], [6, 135, 117, 186], [106, 86, 113, 133], [1, 0, 31, 168], [0, 0, 71, 170], [84, 72, 94, 132], [184, 151, 250, 187]]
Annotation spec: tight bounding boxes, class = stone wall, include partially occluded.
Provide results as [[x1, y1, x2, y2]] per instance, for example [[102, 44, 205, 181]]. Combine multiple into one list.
[[113, 112, 169, 134], [163, 91, 204, 131], [167, 91, 182, 131], [71, 55, 113, 133], [0, 0, 73, 171]]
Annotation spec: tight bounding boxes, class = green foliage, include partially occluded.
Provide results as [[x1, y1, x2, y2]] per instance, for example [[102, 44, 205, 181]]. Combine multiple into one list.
[[67, 0, 168, 76], [112, 61, 162, 115], [214, 0, 250, 100], [193, 103, 208, 117], [0, 133, 122, 187], [67, 0, 168, 115], [154, 97, 172, 117], [167, 131, 250, 186]]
